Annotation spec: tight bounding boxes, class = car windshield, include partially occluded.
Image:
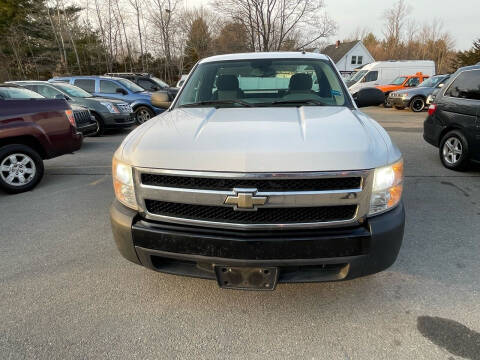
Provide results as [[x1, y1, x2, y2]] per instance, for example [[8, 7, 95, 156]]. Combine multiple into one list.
[[54, 83, 93, 98], [176, 58, 347, 108], [151, 77, 169, 88], [349, 70, 368, 83], [0, 87, 45, 99], [418, 76, 445, 88], [116, 78, 144, 93], [390, 76, 407, 85]]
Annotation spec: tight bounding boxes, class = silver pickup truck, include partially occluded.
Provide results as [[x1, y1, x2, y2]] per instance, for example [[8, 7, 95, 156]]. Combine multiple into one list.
[[110, 52, 405, 290]]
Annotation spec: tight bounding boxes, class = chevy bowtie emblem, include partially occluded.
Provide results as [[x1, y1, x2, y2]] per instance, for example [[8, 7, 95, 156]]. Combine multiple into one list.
[[224, 189, 267, 211]]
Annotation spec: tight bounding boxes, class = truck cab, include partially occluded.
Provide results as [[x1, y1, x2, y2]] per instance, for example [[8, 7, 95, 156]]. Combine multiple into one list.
[[110, 52, 405, 290]]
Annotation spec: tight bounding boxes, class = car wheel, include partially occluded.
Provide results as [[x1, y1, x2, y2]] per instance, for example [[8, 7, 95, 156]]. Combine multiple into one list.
[[439, 130, 469, 171], [0, 144, 44, 194], [409, 96, 425, 112], [135, 106, 154, 124], [90, 113, 105, 137], [394, 106, 405, 110]]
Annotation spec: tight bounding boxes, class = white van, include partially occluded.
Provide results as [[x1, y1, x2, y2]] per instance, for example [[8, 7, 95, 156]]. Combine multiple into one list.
[[347, 60, 435, 94]]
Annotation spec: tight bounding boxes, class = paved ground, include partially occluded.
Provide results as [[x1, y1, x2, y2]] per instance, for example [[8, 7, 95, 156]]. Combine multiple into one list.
[[1, 107, 479, 359]]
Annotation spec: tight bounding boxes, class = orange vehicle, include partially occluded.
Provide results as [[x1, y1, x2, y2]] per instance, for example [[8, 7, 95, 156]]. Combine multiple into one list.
[[376, 72, 430, 103]]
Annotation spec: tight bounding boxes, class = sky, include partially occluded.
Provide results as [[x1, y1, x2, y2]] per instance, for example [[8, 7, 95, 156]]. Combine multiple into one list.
[[185, 0, 478, 51]]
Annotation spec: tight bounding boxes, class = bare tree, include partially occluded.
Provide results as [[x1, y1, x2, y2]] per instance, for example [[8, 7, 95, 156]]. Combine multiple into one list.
[[382, 0, 410, 56], [213, 0, 336, 51]]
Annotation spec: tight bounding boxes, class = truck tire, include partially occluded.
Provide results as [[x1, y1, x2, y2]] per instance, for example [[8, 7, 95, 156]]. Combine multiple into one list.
[[0, 144, 44, 194], [439, 130, 469, 171], [135, 106, 154, 124], [90, 113, 105, 137], [409, 96, 425, 112]]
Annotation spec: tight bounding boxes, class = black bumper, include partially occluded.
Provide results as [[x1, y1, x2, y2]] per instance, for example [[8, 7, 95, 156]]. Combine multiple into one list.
[[423, 115, 444, 147], [110, 200, 405, 283], [102, 113, 136, 129]]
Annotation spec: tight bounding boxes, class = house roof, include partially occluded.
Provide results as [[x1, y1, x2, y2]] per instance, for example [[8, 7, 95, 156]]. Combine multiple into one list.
[[323, 40, 361, 63]]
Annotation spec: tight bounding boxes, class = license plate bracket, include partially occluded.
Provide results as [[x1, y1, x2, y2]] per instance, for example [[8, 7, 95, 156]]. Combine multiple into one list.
[[215, 266, 279, 290]]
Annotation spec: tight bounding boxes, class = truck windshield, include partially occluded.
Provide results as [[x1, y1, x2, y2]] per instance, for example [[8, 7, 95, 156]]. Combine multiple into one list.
[[116, 78, 144, 93], [390, 76, 407, 85], [349, 70, 368, 83], [0, 87, 45, 99], [54, 83, 93, 98], [176, 58, 347, 108]]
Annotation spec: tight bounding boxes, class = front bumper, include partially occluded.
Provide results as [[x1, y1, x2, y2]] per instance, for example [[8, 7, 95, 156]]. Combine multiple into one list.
[[102, 112, 136, 128], [110, 200, 405, 283], [388, 96, 409, 108]]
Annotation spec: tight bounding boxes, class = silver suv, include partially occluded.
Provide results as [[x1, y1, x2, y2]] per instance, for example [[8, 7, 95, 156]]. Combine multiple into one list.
[[110, 52, 405, 290]]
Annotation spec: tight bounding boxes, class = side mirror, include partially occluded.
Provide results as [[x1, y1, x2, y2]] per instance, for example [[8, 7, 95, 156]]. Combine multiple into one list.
[[353, 87, 385, 108], [54, 94, 68, 100], [152, 86, 161, 91], [116, 88, 127, 95], [151, 92, 171, 109]]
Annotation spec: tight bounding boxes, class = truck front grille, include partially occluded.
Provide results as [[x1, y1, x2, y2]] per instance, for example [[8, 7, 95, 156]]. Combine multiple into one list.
[[141, 174, 361, 192], [144, 200, 357, 224], [135, 169, 372, 230]]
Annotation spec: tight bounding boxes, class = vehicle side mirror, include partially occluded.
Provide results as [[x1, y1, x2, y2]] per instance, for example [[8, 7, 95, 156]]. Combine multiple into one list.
[[116, 88, 127, 95], [353, 87, 385, 108], [151, 92, 171, 109], [152, 86, 161, 91]]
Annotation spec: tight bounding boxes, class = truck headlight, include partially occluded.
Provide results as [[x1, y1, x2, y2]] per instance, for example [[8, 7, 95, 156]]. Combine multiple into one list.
[[101, 102, 120, 113], [112, 158, 138, 210], [369, 159, 403, 216]]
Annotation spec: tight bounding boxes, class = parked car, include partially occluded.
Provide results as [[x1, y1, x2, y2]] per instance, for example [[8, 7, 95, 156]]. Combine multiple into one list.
[[424, 64, 480, 170], [377, 72, 430, 106], [347, 60, 435, 94], [0, 85, 83, 193], [50, 76, 164, 124], [176, 74, 188, 88], [387, 74, 450, 112], [105, 73, 179, 101], [12, 81, 135, 136], [110, 52, 404, 291]]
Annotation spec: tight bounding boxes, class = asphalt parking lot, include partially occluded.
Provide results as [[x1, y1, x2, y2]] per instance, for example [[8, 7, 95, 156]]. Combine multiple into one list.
[[1, 107, 479, 359]]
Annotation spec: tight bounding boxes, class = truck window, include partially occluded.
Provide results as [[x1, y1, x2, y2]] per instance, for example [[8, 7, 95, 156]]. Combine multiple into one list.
[[405, 77, 420, 87], [177, 58, 347, 107], [364, 71, 378, 82], [100, 80, 119, 94], [445, 70, 480, 100], [74, 79, 95, 93]]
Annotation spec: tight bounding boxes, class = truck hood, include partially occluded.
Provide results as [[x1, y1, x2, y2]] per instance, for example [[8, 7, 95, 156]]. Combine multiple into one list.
[[121, 106, 398, 172]]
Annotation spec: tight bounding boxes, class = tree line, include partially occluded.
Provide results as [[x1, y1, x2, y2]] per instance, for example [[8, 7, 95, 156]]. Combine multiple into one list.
[[0, 0, 478, 84]]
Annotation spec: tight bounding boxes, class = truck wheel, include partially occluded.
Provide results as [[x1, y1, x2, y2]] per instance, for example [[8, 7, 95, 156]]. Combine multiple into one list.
[[90, 113, 105, 137], [135, 106, 154, 124], [0, 144, 44, 194], [409, 96, 425, 112], [439, 130, 469, 171]]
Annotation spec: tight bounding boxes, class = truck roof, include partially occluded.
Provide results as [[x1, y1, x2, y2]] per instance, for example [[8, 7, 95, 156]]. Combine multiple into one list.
[[199, 52, 329, 64]]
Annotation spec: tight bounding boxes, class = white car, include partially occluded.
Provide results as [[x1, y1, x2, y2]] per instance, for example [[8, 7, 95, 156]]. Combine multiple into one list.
[[110, 52, 405, 290]]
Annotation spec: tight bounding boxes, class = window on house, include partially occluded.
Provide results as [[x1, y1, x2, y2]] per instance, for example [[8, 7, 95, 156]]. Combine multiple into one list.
[[351, 56, 357, 65], [357, 56, 363, 65]]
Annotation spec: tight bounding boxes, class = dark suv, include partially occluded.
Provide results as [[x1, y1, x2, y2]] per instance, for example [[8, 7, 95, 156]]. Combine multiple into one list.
[[105, 73, 179, 100], [424, 65, 480, 170], [12, 81, 135, 136]]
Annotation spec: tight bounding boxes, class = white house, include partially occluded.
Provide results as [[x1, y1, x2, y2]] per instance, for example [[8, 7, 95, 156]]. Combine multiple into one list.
[[322, 40, 375, 76]]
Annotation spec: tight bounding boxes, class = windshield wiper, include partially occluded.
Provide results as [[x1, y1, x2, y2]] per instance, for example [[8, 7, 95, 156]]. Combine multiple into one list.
[[265, 99, 327, 106], [179, 99, 253, 108]]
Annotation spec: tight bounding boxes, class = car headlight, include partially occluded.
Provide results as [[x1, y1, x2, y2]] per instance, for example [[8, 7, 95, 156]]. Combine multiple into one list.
[[101, 102, 120, 113], [402, 93, 409, 98], [112, 158, 138, 210], [369, 159, 403, 216]]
